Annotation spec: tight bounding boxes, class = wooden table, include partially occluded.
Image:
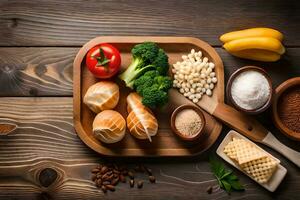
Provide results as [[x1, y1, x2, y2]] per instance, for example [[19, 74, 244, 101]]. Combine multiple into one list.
[[0, 0, 299, 199]]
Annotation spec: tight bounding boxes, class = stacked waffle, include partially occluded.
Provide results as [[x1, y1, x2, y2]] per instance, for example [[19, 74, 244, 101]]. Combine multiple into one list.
[[224, 137, 279, 183]]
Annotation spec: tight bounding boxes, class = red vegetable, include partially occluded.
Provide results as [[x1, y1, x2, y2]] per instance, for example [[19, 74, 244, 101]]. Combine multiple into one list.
[[86, 43, 121, 79]]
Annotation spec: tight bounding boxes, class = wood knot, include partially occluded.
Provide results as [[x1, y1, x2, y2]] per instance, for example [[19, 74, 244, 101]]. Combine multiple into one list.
[[247, 125, 253, 131], [9, 18, 18, 28], [0, 65, 14, 74], [39, 168, 58, 187], [29, 88, 38, 96], [38, 192, 52, 200], [0, 123, 17, 135]]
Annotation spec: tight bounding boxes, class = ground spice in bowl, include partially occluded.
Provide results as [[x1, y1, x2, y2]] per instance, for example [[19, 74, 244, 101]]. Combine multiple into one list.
[[175, 109, 203, 137], [277, 86, 300, 133], [170, 105, 206, 141]]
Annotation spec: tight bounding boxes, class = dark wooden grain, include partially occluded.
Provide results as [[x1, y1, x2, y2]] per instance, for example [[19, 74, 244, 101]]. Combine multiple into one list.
[[0, 47, 299, 96], [0, 98, 299, 199], [0, 48, 75, 96], [0, 0, 299, 47], [0, 98, 97, 161]]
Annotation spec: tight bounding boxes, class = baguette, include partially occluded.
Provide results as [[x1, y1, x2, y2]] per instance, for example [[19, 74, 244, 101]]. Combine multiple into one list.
[[126, 93, 158, 142]]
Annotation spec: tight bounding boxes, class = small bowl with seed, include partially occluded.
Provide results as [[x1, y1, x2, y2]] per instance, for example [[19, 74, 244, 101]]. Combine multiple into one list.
[[170, 104, 205, 141], [272, 77, 300, 141]]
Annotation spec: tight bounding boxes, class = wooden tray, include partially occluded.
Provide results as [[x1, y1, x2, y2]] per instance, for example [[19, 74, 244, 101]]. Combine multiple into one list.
[[73, 36, 223, 157]]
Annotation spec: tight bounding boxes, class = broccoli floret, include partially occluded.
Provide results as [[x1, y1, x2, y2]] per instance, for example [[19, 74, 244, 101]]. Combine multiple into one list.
[[154, 76, 172, 91], [131, 42, 159, 62], [118, 42, 159, 88], [134, 77, 154, 94], [142, 86, 169, 109], [133, 70, 159, 94], [141, 70, 160, 79], [133, 70, 172, 108], [118, 42, 171, 108], [152, 48, 169, 75]]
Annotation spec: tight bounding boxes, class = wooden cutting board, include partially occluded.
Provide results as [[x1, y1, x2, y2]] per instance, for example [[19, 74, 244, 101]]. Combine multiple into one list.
[[73, 36, 224, 156]]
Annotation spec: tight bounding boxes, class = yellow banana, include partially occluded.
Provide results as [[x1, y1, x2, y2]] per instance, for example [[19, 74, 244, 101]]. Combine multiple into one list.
[[230, 49, 281, 62], [220, 28, 283, 43], [223, 37, 285, 55]]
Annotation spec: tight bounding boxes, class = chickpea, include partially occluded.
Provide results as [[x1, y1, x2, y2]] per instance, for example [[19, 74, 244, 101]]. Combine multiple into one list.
[[207, 78, 212, 84], [189, 94, 194, 100], [192, 98, 199, 103], [173, 51, 216, 99], [210, 72, 216, 77], [209, 62, 215, 69], [206, 89, 212, 96], [212, 77, 218, 83]]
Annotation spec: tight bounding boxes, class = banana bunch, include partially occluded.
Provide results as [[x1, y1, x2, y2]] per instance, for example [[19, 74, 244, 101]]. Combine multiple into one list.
[[220, 28, 285, 62]]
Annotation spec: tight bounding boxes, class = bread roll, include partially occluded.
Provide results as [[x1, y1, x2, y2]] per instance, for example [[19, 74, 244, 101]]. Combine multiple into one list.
[[84, 81, 119, 113], [126, 93, 158, 142], [93, 110, 126, 143]]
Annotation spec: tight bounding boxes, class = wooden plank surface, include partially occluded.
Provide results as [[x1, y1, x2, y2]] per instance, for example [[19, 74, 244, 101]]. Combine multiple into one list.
[[0, 98, 299, 200], [0, 47, 300, 96], [0, 0, 299, 47], [0, 48, 75, 96]]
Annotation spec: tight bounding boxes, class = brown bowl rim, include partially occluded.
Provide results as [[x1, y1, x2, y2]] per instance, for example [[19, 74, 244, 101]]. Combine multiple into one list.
[[272, 77, 300, 141], [170, 104, 206, 141], [226, 66, 273, 115]]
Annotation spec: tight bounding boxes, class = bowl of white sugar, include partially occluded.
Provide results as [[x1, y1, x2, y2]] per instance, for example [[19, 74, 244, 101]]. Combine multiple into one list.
[[226, 66, 273, 114]]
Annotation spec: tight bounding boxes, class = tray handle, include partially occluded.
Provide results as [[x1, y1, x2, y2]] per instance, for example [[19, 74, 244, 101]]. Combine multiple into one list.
[[262, 132, 300, 167], [213, 103, 268, 141]]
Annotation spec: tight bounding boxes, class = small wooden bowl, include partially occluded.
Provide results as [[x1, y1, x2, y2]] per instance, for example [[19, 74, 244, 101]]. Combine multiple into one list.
[[170, 104, 206, 141], [272, 77, 300, 141], [226, 66, 273, 115]]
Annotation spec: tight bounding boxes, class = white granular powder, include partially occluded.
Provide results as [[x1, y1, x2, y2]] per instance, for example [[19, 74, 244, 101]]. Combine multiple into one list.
[[231, 71, 270, 110], [175, 109, 202, 137]]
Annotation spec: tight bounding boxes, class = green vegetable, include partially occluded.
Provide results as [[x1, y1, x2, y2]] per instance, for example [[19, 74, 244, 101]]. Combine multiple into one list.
[[152, 48, 169, 75], [134, 70, 172, 109], [209, 156, 244, 193], [142, 86, 169, 108], [134, 70, 158, 94], [118, 42, 169, 88]]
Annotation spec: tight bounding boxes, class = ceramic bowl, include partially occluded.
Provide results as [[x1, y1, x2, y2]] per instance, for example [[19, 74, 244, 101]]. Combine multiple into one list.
[[226, 66, 273, 115], [272, 77, 300, 141], [170, 104, 206, 141]]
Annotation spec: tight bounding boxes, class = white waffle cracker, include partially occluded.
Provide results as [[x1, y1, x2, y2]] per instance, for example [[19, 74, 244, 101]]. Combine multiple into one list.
[[241, 156, 279, 183], [223, 137, 279, 184], [233, 138, 267, 165], [223, 140, 237, 160]]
